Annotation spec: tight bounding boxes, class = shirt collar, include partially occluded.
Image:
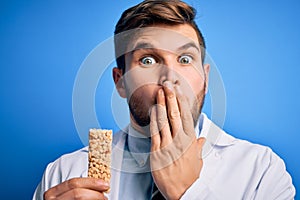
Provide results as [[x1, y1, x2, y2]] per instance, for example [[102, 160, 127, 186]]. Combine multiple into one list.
[[127, 125, 151, 167]]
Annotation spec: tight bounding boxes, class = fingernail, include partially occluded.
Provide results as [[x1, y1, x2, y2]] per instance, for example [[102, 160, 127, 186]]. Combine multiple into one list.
[[103, 181, 110, 187], [164, 81, 173, 90], [97, 180, 110, 187], [159, 89, 164, 97]]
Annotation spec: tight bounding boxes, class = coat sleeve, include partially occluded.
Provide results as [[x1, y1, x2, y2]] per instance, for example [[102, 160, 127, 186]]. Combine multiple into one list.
[[32, 162, 56, 200], [180, 178, 218, 200], [32, 147, 89, 200]]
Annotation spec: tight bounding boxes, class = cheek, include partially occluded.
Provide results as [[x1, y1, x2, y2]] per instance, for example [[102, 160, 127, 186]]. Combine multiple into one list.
[[178, 67, 206, 97], [129, 84, 160, 109], [124, 66, 161, 97], [189, 74, 206, 95]]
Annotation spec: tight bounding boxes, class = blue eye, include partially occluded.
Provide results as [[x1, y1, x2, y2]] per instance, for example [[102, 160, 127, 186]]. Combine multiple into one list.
[[178, 55, 192, 64], [140, 56, 156, 65]]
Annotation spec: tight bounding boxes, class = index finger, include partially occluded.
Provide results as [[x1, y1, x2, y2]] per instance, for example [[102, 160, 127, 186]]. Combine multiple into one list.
[[44, 177, 110, 199], [163, 81, 181, 137], [174, 84, 194, 136]]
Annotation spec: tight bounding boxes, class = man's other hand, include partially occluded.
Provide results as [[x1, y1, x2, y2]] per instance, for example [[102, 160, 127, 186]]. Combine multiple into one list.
[[44, 177, 110, 200]]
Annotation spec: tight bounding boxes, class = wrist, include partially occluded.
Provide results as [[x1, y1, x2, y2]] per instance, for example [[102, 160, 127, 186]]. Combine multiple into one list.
[[163, 184, 189, 200]]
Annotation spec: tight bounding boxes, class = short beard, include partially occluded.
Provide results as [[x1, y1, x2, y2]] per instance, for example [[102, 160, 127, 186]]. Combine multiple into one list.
[[191, 91, 205, 127], [128, 93, 152, 127]]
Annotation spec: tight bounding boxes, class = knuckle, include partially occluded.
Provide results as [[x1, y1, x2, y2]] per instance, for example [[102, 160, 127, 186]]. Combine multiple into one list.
[[72, 188, 84, 200], [150, 115, 157, 124], [43, 190, 53, 200], [167, 93, 175, 99], [169, 110, 180, 119], [68, 178, 81, 189], [181, 111, 190, 120], [151, 145, 159, 152], [150, 116, 159, 132], [151, 143, 159, 151], [157, 118, 168, 129], [156, 104, 166, 114], [91, 178, 101, 186], [157, 109, 167, 122], [157, 114, 167, 123]]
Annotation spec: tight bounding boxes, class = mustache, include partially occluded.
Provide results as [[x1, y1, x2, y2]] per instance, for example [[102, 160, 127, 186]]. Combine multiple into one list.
[[128, 86, 206, 128]]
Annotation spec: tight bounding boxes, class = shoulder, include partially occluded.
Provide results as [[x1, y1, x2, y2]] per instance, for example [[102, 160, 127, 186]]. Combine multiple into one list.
[[226, 137, 295, 198], [213, 125, 281, 165], [213, 128, 287, 176], [46, 147, 89, 183], [52, 146, 89, 168], [201, 114, 280, 164], [200, 117, 295, 199], [229, 138, 279, 164]]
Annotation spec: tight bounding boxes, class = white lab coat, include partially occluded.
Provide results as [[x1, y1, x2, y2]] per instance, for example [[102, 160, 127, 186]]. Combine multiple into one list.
[[33, 114, 295, 199]]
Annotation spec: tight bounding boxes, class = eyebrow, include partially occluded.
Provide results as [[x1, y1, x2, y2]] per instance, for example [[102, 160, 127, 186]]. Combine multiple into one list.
[[178, 42, 200, 52], [132, 42, 155, 51], [131, 41, 200, 53]]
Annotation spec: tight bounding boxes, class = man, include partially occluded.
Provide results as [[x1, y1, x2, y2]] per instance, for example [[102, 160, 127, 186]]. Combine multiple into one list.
[[33, 0, 295, 199]]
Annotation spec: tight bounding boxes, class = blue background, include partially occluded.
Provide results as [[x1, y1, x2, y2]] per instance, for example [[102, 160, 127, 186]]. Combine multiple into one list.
[[0, 0, 299, 199]]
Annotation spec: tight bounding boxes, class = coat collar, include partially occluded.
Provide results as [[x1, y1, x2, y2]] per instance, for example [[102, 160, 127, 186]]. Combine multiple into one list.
[[199, 113, 236, 146], [120, 113, 237, 168]]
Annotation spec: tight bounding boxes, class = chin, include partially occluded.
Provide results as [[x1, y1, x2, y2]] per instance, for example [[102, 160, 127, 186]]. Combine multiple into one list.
[[128, 97, 153, 127]]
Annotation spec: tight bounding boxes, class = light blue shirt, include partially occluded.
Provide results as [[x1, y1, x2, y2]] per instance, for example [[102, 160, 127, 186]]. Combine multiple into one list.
[[33, 114, 295, 199]]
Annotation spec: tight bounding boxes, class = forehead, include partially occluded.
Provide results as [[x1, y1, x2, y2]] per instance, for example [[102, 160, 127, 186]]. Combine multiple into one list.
[[126, 24, 200, 53]]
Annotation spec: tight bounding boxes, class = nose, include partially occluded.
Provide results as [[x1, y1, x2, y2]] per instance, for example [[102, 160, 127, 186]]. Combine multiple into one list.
[[158, 59, 179, 85]]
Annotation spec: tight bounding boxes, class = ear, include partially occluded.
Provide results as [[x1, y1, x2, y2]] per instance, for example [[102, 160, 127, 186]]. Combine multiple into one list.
[[113, 67, 127, 98], [203, 64, 210, 94]]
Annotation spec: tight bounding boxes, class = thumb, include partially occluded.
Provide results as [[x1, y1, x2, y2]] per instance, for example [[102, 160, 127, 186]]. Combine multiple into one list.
[[197, 137, 206, 148], [196, 137, 206, 159]]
